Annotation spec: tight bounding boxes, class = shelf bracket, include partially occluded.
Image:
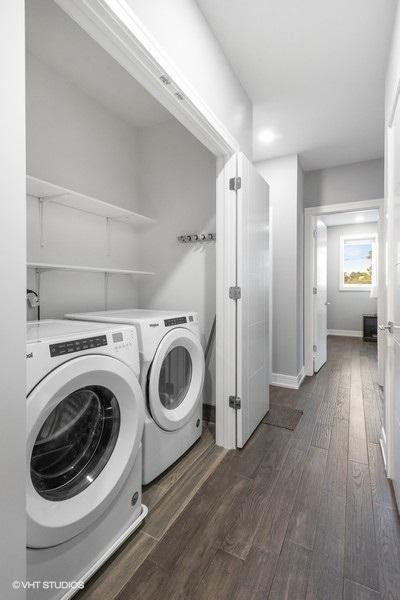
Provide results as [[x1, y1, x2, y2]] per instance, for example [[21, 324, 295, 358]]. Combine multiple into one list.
[[39, 198, 45, 248], [104, 272, 110, 310], [35, 268, 41, 302], [106, 217, 112, 257], [37, 194, 66, 248]]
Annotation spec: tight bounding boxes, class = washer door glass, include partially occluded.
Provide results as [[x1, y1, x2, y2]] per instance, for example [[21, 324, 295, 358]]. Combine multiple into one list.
[[31, 386, 120, 501], [159, 346, 192, 410]]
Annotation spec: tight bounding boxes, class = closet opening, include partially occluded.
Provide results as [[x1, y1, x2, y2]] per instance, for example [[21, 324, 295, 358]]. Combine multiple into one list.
[[25, 0, 218, 445]]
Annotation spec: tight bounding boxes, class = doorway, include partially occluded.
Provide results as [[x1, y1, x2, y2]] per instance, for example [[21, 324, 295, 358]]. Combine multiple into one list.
[[305, 199, 384, 377], [305, 199, 385, 453]]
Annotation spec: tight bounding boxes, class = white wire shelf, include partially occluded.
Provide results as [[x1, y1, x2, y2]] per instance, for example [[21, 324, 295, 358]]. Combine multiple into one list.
[[27, 262, 154, 276], [27, 176, 155, 227]]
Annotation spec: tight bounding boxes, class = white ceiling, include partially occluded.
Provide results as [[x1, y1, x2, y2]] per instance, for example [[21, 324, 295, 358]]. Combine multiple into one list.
[[196, 0, 397, 170], [26, 0, 171, 128], [321, 209, 379, 227]]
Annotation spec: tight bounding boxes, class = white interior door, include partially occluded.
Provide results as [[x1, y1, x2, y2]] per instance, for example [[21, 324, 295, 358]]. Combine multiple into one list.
[[313, 219, 328, 372], [236, 153, 270, 447], [385, 96, 400, 509]]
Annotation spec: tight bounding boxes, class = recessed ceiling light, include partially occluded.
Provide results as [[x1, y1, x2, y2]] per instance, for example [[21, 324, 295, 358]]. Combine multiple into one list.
[[258, 129, 279, 144], [355, 215, 364, 222]]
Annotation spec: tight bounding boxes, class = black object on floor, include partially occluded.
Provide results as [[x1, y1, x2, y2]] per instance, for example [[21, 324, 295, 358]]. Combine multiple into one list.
[[363, 313, 377, 342], [203, 404, 216, 423], [263, 405, 303, 430]]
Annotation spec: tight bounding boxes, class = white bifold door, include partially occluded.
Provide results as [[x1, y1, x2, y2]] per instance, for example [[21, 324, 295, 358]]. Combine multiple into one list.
[[226, 153, 270, 448], [313, 219, 328, 372], [384, 93, 400, 510]]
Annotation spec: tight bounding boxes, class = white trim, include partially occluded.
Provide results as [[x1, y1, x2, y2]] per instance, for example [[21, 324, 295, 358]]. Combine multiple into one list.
[[59, 505, 148, 600], [305, 198, 384, 376], [297, 366, 306, 387], [305, 199, 383, 217], [380, 426, 388, 471], [389, 76, 400, 128], [327, 329, 363, 338], [271, 367, 305, 390], [54, 0, 238, 158]]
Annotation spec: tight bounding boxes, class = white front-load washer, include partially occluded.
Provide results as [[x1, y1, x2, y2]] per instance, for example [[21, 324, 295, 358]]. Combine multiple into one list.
[[65, 310, 205, 484], [26, 320, 146, 600]]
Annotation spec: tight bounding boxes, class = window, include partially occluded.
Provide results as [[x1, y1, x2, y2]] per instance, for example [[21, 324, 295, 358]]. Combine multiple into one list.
[[340, 234, 377, 291]]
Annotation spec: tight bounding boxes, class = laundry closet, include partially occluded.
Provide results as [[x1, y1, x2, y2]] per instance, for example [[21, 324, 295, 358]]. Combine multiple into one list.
[[25, 0, 217, 411]]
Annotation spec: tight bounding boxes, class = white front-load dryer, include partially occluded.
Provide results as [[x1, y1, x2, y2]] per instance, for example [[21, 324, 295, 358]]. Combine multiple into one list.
[[65, 310, 205, 484], [26, 320, 146, 600]]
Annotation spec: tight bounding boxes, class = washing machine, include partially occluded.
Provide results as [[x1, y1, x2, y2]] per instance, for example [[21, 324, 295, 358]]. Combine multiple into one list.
[[65, 310, 205, 484], [26, 320, 147, 600]]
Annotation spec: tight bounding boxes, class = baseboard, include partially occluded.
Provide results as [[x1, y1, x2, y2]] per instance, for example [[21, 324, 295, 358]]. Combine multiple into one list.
[[297, 366, 306, 387], [380, 428, 387, 472], [271, 367, 305, 390], [327, 329, 363, 338]]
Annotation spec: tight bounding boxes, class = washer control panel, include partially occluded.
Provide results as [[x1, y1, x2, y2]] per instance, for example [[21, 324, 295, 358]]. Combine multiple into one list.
[[164, 316, 188, 327], [49, 335, 107, 357]]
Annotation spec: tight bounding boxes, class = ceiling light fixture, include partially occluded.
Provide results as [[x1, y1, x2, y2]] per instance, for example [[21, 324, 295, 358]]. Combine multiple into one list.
[[355, 215, 365, 222], [258, 129, 279, 144]]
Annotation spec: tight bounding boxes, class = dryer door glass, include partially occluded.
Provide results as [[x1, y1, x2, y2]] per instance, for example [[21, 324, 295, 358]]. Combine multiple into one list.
[[31, 386, 120, 501], [159, 346, 192, 410], [148, 328, 205, 431]]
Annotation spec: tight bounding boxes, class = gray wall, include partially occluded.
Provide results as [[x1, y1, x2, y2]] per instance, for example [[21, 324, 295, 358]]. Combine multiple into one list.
[[0, 1, 27, 597], [26, 53, 140, 212], [327, 222, 378, 332], [304, 158, 384, 208], [256, 155, 303, 380], [137, 119, 216, 405], [26, 53, 141, 319], [26, 53, 217, 405]]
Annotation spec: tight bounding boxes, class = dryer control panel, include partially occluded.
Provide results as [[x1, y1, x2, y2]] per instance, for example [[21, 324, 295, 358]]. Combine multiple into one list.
[[164, 316, 187, 327], [49, 335, 107, 357]]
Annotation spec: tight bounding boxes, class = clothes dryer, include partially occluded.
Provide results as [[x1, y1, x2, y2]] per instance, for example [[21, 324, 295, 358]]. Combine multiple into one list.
[[65, 310, 205, 483]]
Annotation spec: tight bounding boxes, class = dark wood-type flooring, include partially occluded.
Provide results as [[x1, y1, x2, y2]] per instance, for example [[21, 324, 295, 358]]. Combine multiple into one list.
[[78, 337, 400, 600]]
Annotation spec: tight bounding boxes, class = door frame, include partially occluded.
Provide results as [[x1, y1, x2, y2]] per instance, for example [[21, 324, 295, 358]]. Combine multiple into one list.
[[304, 198, 384, 376], [383, 79, 400, 482], [313, 218, 328, 372], [53, 0, 239, 448]]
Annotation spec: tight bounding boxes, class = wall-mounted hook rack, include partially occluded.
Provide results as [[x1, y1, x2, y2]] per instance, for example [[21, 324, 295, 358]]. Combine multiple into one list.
[[177, 233, 216, 243]]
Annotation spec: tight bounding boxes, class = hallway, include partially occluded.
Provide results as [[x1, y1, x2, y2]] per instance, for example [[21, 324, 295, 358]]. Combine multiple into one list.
[[79, 337, 400, 600]]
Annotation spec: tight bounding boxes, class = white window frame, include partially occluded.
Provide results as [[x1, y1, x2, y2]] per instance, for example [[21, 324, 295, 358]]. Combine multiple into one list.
[[339, 233, 377, 291]]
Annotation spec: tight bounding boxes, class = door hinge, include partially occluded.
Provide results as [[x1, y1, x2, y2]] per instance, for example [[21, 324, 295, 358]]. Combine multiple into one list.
[[229, 395, 241, 409], [313, 344, 317, 352], [313, 287, 318, 295], [313, 228, 317, 238], [229, 286, 241, 300], [229, 176, 241, 191]]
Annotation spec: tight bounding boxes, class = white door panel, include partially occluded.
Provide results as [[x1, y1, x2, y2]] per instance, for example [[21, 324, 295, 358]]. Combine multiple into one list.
[[236, 153, 270, 447], [314, 219, 328, 372], [385, 91, 400, 510], [392, 339, 400, 506], [394, 262, 400, 345]]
